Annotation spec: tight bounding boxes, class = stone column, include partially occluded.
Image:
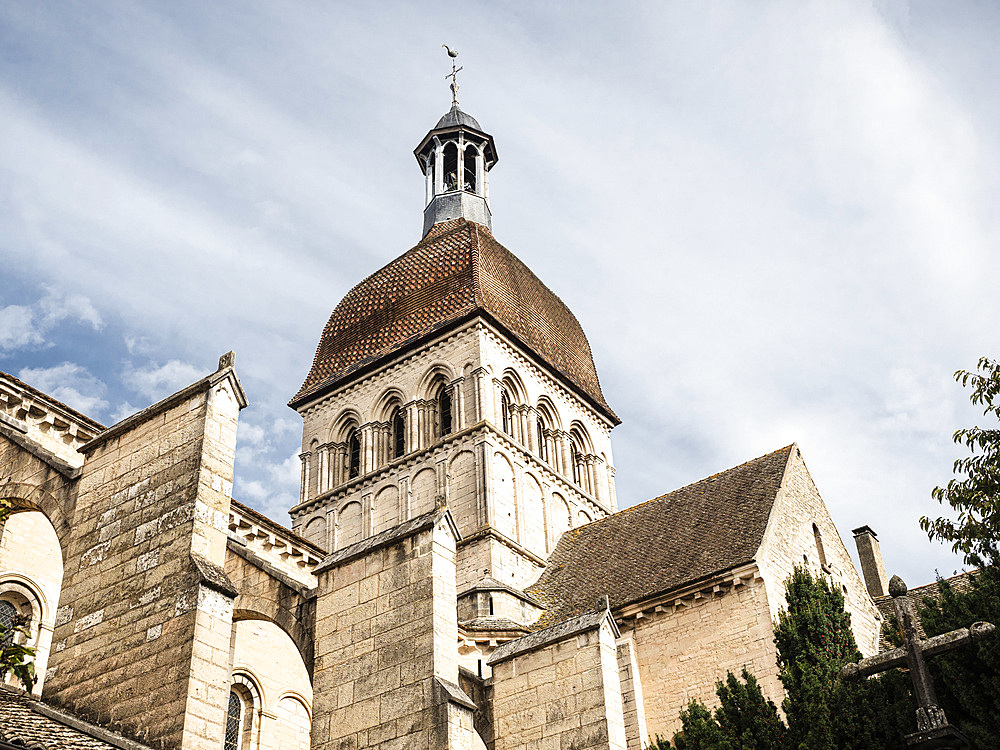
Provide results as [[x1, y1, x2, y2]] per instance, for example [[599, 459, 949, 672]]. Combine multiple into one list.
[[405, 401, 420, 453], [333, 444, 347, 488], [473, 367, 490, 423], [585, 456, 597, 496], [361, 423, 376, 476], [524, 407, 538, 454], [593, 456, 607, 506], [299, 452, 310, 503], [558, 432, 572, 477]]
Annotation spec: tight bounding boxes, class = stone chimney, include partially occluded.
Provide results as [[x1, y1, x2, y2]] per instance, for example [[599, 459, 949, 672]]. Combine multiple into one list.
[[852, 525, 889, 598]]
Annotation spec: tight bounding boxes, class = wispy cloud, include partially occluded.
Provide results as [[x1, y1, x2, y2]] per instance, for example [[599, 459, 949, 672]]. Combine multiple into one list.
[[17, 362, 109, 419], [122, 359, 204, 402], [0, 287, 103, 353]]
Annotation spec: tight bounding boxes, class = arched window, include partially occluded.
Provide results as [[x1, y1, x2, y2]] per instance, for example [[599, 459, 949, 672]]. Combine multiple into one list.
[[443, 142, 458, 192], [347, 428, 361, 479], [224, 690, 243, 750], [536, 418, 547, 463], [463, 145, 478, 192], [813, 523, 828, 570], [500, 390, 512, 435], [438, 386, 453, 437], [392, 407, 405, 459]]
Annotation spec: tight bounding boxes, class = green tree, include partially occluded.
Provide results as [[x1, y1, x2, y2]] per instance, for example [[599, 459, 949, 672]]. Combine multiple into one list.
[[0, 498, 37, 694], [661, 669, 783, 750], [713, 670, 785, 749], [776, 566, 908, 750], [667, 699, 731, 750], [920, 357, 1000, 568]]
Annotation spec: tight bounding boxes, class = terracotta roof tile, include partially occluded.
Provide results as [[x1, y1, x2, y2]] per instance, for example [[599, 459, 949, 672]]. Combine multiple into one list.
[[290, 219, 617, 422], [527, 445, 795, 628]]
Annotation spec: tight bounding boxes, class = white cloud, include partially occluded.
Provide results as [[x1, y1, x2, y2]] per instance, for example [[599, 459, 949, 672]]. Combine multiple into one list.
[[109, 401, 140, 424], [122, 360, 204, 401], [0, 287, 103, 353], [0, 306, 44, 350], [17, 362, 109, 419]]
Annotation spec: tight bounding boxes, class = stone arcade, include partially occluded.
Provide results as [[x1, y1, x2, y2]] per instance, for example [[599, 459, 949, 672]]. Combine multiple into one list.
[[0, 91, 889, 750]]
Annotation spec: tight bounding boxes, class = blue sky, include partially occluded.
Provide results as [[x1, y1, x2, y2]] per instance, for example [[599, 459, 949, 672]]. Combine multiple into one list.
[[2, 1, 998, 585]]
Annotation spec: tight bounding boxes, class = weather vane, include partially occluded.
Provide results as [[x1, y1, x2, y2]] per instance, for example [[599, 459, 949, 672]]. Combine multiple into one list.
[[442, 44, 462, 106]]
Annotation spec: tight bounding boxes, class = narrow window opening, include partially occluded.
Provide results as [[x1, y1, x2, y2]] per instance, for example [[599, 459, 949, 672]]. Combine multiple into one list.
[[443, 143, 458, 192], [224, 691, 242, 750], [439, 387, 452, 437], [392, 408, 405, 459], [813, 523, 829, 570], [463, 145, 478, 192], [488, 595, 494, 616], [347, 428, 361, 479]]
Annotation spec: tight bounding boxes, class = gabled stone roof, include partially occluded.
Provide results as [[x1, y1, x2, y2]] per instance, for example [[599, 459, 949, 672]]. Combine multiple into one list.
[[527, 445, 795, 628], [0, 690, 151, 750], [290, 219, 617, 423]]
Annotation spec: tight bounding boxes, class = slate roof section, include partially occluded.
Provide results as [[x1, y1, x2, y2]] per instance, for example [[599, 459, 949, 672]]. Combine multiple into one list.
[[0, 689, 152, 750], [527, 445, 796, 628], [290, 219, 617, 423], [487, 601, 617, 666]]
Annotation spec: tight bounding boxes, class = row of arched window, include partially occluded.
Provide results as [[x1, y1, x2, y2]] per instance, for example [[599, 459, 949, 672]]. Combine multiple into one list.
[[307, 380, 454, 495], [424, 139, 486, 201], [498, 379, 599, 497]]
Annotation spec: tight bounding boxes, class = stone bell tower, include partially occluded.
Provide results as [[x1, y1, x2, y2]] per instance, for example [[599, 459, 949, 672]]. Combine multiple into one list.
[[287, 59, 619, 614]]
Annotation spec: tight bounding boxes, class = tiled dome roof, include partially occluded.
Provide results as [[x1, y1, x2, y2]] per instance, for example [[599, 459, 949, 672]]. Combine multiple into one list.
[[290, 219, 617, 422]]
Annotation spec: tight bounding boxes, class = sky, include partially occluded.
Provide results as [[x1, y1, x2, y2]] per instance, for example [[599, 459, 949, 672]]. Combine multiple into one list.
[[1, 1, 998, 586]]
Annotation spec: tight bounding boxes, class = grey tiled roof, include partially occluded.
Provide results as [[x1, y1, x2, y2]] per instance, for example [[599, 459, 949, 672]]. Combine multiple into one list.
[[0, 690, 151, 750], [527, 445, 795, 628]]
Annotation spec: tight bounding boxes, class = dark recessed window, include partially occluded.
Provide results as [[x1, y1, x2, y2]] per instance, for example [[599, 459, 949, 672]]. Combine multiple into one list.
[[347, 428, 361, 479]]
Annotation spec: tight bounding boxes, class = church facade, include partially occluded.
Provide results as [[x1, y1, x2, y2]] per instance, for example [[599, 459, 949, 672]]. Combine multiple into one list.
[[0, 93, 886, 750]]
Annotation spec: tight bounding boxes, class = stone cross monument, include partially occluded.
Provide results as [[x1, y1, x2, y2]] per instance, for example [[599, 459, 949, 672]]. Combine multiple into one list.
[[842, 574, 995, 749]]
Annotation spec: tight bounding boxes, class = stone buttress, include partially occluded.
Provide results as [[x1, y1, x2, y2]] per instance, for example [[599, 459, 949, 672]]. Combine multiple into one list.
[[43, 356, 246, 750]]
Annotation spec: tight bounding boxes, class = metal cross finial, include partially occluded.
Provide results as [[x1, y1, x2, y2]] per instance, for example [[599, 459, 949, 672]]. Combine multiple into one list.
[[442, 44, 463, 106]]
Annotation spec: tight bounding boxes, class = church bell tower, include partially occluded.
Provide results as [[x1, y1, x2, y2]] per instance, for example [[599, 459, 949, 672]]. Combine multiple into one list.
[[289, 51, 619, 604]]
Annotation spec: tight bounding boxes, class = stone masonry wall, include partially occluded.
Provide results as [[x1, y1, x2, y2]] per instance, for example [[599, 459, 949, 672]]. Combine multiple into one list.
[[627, 576, 779, 740], [491, 618, 627, 750], [44, 367, 243, 750], [756, 447, 883, 656], [311, 510, 474, 750]]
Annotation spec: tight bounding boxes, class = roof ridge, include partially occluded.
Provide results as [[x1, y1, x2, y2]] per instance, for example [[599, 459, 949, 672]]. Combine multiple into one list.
[[607, 444, 796, 518]]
